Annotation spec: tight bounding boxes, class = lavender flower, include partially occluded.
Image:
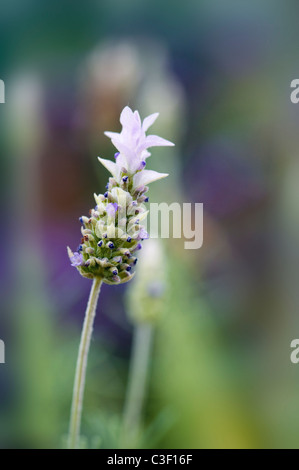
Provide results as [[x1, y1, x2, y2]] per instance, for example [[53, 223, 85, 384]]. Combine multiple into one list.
[[106, 202, 118, 217], [137, 227, 149, 240], [67, 106, 174, 285], [69, 251, 84, 267]]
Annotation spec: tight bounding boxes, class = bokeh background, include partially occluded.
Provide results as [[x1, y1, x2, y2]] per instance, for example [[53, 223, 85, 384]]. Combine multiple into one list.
[[1, 0, 299, 449]]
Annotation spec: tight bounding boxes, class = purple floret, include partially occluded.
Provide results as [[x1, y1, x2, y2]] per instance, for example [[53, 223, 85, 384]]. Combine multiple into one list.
[[137, 227, 149, 240], [106, 202, 118, 217], [70, 252, 84, 267]]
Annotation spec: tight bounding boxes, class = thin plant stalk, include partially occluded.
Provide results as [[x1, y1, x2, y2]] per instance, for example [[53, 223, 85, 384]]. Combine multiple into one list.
[[68, 277, 103, 449], [122, 323, 153, 447]]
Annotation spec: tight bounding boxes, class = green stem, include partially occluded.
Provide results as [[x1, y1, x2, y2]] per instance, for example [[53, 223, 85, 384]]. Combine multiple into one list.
[[122, 323, 153, 448], [68, 277, 102, 449]]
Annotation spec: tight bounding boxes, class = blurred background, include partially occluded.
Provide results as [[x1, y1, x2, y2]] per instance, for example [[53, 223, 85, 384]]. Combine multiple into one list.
[[1, 0, 299, 449]]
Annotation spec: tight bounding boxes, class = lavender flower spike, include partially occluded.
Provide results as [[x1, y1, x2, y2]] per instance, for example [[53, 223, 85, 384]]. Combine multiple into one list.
[[68, 106, 174, 285]]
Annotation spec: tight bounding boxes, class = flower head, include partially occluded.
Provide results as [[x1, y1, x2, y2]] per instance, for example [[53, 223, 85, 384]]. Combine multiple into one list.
[[98, 106, 174, 187], [68, 106, 174, 285]]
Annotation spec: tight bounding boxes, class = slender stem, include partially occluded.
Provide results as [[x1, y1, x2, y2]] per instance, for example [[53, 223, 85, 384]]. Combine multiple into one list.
[[121, 323, 153, 448], [68, 277, 102, 449]]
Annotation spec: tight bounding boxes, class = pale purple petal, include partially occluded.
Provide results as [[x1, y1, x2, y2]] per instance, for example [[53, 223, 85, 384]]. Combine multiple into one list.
[[120, 106, 137, 128], [128, 160, 142, 174], [141, 150, 151, 160], [98, 157, 121, 180], [134, 110, 142, 126], [115, 152, 128, 170], [106, 202, 118, 217], [141, 135, 175, 151], [111, 139, 135, 160], [104, 131, 120, 140], [142, 112, 159, 132], [133, 169, 169, 188]]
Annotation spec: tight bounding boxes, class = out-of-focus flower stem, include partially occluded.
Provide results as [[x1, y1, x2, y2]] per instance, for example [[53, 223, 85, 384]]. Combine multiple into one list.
[[121, 322, 153, 447], [68, 277, 103, 449]]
